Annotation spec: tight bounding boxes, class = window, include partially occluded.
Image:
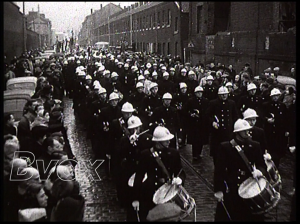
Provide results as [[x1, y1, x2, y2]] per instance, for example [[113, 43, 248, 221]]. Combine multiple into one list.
[[167, 42, 170, 55], [197, 6, 202, 33], [163, 42, 165, 55], [168, 9, 171, 26], [174, 17, 178, 32], [153, 13, 156, 27], [157, 11, 160, 27], [162, 10, 165, 27], [175, 42, 178, 56], [158, 43, 161, 54], [150, 14, 153, 27]]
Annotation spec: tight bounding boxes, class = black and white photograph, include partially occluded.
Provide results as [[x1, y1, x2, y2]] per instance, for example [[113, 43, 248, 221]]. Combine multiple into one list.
[[3, 1, 296, 222]]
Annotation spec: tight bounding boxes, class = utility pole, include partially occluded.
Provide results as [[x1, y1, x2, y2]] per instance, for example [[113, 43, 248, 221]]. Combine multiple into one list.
[[23, 1, 27, 52]]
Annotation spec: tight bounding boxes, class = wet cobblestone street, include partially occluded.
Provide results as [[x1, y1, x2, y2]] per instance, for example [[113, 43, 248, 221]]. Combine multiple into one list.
[[63, 97, 294, 222]]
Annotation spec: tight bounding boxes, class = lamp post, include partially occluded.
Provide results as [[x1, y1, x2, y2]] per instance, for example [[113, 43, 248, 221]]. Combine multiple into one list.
[[23, 1, 27, 52]]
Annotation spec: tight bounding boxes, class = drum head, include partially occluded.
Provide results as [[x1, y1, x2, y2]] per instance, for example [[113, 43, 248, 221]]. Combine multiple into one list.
[[238, 177, 267, 199], [153, 183, 179, 204]]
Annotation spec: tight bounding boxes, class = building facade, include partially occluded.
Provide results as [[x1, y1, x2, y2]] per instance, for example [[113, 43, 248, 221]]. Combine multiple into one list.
[[187, 2, 296, 75], [78, 2, 190, 60], [26, 10, 52, 48]]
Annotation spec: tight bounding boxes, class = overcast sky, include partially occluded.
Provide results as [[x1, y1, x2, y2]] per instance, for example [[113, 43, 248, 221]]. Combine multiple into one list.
[[15, 2, 136, 34]]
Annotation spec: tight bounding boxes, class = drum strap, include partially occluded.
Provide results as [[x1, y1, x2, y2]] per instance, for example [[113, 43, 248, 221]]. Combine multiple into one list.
[[150, 147, 171, 181], [230, 139, 253, 173]]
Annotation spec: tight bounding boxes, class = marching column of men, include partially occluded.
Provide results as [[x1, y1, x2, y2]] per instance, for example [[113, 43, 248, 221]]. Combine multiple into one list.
[[61, 50, 294, 222]]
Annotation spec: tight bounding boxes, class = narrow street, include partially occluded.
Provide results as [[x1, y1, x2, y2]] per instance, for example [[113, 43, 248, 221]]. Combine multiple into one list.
[[63, 97, 294, 222]]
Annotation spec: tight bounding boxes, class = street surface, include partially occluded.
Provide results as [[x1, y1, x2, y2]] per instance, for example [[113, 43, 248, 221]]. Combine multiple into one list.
[[63, 97, 294, 222]]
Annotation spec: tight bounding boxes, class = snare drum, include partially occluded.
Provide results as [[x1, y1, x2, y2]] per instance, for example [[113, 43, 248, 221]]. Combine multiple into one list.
[[238, 176, 280, 215], [265, 160, 282, 191], [147, 183, 196, 221]]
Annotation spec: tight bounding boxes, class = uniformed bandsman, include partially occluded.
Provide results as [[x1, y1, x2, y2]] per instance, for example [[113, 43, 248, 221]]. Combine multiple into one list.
[[131, 126, 186, 222], [214, 119, 268, 221], [151, 92, 181, 149], [185, 86, 209, 160], [206, 86, 240, 165], [261, 88, 289, 168]]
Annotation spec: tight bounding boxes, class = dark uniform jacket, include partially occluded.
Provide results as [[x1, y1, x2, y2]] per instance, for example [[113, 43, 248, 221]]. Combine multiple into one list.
[[184, 96, 209, 143], [206, 98, 240, 156], [214, 137, 268, 221], [237, 94, 263, 116], [261, 100, 288, 157], [151, 105, 181, 135], [203, 84, 218, 101], [249, 126, 268, 153], [157, 79, 175, 96], [128, 91, 146, 113], [132, 146, 186, 213], [185, 79, 199, 95], [140, 94, 162, 126]]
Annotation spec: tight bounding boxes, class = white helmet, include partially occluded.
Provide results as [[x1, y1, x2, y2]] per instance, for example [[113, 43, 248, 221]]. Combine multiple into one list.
[[247, 83, 257, 91], [179, 82, 187, 89], [111, 72, 119, 78], [98, 87, 107, 94], [194, 86, 204, 92], [98, 65, 105, 71], [136, 82, 144, 88], [93, 80, 100, 87], [152, 126, 174, 141], [75, 67, 81, 74], [104, 70, 111, 76], [109, 92, 119, 101], [144, 70, 150, 76], [162, 92, 172, 100], [85, 75, 92, 80], [149, 82, 158, 89], [270, 88, 281, 96], [225, 82, 233, 87], [78, 71, 86, 76], [127, 115, 143, 129], [243, 108, 259, 120], [206, 75, 214, 81], [233, 119, 252, 132], [181, 68, 187, 73], [152, 71, 158, 77], [124, 63, 129, 68], [138, 75, 145, 81], [121, 102, 135, 112], [161, 66, 167, 70], [162, 72, 169, 77], [131, 65, 138, 71], [188, 70, 195, 75], [218, 86, 229, 94], [169, 67, 175, 71], [146, 63, 152, 69], [63, 60, 68, 65], [114, 59, 119, 63]]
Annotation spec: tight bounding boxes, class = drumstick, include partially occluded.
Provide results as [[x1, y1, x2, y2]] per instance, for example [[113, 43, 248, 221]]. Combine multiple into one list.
[[163, 169, 183, 199], [135, 209, 140, 222], [220, 200, 232, 221], [137, 129, 150, 137], [163, 184, 174, 199]]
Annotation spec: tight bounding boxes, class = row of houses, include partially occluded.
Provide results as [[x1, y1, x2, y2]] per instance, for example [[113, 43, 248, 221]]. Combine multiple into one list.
[[4, 2, 67, 62], [78, 1, 296, 75]]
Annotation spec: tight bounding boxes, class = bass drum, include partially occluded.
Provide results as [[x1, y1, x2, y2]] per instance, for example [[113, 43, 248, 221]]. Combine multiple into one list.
[[238, 176, 280, 214]]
